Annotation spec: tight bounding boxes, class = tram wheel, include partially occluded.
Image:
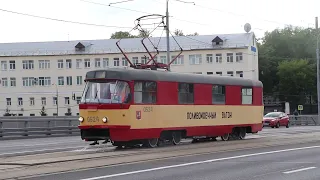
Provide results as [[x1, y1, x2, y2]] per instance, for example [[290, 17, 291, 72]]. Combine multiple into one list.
[[172, 132, 182, 145], [239, 128, 246, 140], [221, 133, 230, 141], [144, 138, 158, 148]]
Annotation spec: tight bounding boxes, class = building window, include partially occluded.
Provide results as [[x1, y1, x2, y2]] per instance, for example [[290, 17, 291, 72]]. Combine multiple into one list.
[[39, 77, 51, 86], [242, 88, 253, 104], [76, 59, 82, 68], [65, 97, 70, 105], [58, 76, 64, 85], [10, 77, 16, 87], [9, 60, 15, 70], [216, 72, 222, 76], [30, 97, 35, 106], [206, 54, 213, 63], [113, 58, 120, 66], [189, 54, 202, 65], [76, 76, 82, 85], [122, 58, 128, 66], [1, 78, 8, 87], [39, 60, 50, 69], [141, 56, 147, 64], [53, 97, 57, 105], [66, 59, 72, 69], [57, 60, 63, 69], [22, 77, 35, 86], [160, 56, 167, 64], [84, 59, 90, 68], [236, 71, 243, 78], [171, 55, 184, 65], [215, 54, 222, 63], [18, 97, 23, 106], [227, 71, 234, 76], [22, 60, 34, 69], [227, 53, 234, 63], [41, 97, 46, 105], [6, 98, 11, 106], [1, 61, 7, 71], [76, 97, 81, 104], [134, 81, 156, 104], [236, 52, 243, 62], [103, 58, 109, 67], [178, 83, 194, 104], [95, 58, 101, 68], [132, 57, 139, 64], [212, 85, 225, 104], [66, 76, 72, 85], [207, 72, 213, 75]]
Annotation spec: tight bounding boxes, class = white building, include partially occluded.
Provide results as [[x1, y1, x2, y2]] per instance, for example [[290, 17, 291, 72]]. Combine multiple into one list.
[[0, 32, 258, 116]]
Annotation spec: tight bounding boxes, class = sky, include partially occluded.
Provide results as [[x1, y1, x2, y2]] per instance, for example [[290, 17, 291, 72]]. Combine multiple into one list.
[[0, 0, 318, 43]]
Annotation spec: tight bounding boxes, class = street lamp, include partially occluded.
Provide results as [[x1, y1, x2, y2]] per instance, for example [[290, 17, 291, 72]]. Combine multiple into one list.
[[316, 34, 320, 125], [52, 83, 58, 116]]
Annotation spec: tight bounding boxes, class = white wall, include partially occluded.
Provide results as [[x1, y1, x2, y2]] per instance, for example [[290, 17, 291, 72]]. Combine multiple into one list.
[[0, 47, 258, 116]]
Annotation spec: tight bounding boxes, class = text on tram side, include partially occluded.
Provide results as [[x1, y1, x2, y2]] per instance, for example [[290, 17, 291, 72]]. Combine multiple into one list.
[[187, 112, 217, 119]]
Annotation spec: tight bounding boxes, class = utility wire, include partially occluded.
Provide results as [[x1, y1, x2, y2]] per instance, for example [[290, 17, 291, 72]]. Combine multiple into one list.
[[79, 0, 210, 26], [0, 8, 133, 29]]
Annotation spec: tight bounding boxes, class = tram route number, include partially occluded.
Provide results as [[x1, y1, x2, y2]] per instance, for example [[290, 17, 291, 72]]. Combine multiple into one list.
[[87, 116, 99, 123], [143, 107, 153, 112], [222, 112, 232, 118]]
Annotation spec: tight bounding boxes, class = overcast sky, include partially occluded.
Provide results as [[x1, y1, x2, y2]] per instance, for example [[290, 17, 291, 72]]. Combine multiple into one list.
[[0, 0, 318, 43]]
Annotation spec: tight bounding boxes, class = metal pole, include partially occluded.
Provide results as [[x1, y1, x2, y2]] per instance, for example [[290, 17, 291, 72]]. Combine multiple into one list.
[[166, 0, 170, 71], [317, 37, 320, 125]]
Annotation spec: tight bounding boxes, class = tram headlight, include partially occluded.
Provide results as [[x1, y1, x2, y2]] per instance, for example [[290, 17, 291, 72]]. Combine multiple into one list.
[[102, 117, 108, 123], [78, 116, 84, 122]]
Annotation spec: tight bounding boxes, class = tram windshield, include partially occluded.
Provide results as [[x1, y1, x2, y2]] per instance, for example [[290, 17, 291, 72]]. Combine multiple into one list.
[[81, 80, 131, 104]]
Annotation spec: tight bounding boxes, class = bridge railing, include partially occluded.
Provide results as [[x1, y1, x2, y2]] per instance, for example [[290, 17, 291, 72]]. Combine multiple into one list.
[[288, 115, 318, 126], [0, 116, 79, 140]]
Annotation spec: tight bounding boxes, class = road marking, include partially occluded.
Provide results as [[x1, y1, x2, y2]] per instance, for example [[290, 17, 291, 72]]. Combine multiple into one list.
[[283, 167, 317, 174], [79, 145, 320, 180]]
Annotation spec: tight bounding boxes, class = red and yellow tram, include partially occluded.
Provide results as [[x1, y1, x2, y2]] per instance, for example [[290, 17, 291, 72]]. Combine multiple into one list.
[[78, 68, 264, 148]]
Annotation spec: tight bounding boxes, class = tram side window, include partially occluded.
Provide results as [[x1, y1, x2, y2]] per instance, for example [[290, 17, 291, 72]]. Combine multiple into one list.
[[134, 81, 157, 104], [242, 87, 253, 104], [178, 83, 194, 104], [212, 85, 225, 104]]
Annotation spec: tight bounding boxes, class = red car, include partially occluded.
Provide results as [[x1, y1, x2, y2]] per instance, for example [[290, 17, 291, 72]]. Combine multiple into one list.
[[263, 112, 289, 128]]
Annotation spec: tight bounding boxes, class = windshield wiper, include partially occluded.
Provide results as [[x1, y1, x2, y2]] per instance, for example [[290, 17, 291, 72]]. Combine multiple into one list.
[[95, 90, 100, 104]]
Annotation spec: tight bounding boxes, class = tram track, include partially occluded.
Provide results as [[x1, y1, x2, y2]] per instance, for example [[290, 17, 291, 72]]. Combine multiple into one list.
[[1, 130, 320, 180]]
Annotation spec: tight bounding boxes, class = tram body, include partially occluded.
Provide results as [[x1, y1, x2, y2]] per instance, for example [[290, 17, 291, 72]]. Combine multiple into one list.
[[78, 68, 264, 146]]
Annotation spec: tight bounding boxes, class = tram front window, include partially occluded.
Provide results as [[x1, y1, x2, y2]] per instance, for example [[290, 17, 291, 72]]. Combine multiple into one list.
[[81, 80, 130, 104]]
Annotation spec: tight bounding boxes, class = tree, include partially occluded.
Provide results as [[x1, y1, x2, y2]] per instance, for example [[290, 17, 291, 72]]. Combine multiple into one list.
[[3, 107, 11, 116], [110, 31, 137, 39], [258, 26, 317, 97], [186, 32, 199, 36], [39, 106, 47, 116], [174, 29, 184, 36], [138, 29, 151, 38], [277, 59, 316, 105]]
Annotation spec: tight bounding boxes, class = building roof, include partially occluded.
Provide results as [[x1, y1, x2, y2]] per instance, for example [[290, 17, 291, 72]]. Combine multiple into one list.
[[85, 67, 263, 87], [0, 32, 255, 57]]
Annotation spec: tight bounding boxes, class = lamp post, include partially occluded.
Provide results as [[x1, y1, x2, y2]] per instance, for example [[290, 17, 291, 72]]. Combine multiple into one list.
[[316, 34, 320, 125]]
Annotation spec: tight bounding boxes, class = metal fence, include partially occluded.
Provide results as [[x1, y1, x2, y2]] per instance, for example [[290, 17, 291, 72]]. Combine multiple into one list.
[[0, 115, 318, 140], [0, 116, 80, 140], [288, 115, 318, 126]]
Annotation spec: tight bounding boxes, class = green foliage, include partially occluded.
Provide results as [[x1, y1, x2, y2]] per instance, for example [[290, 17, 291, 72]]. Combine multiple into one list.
[[258, 25, 318, 104], [110, 30, 151, 39], [277, 59, 316, 104]]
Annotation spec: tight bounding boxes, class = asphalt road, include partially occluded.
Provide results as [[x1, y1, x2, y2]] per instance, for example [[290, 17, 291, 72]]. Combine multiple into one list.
[[0, 136, 88, 157], [16, 126, 320, 180], [1, 126, 319, 158]]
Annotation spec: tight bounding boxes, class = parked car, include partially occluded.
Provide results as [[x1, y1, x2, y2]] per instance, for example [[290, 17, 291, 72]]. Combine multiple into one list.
[[263, 112, 289, 128]]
